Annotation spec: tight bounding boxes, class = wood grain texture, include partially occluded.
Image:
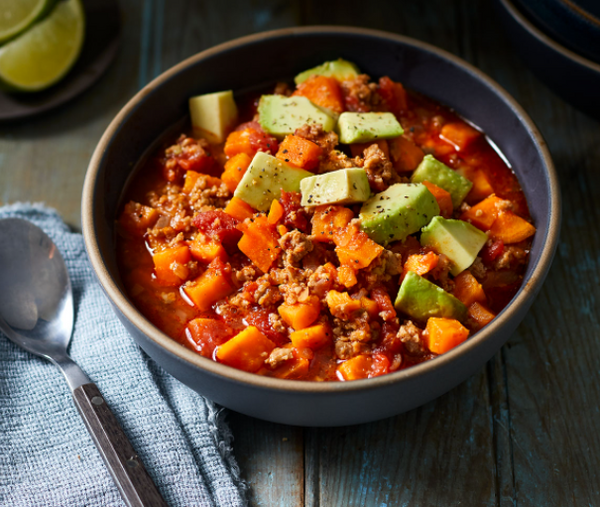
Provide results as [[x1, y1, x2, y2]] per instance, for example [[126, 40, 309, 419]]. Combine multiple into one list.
[[3, 0, 600, 505]]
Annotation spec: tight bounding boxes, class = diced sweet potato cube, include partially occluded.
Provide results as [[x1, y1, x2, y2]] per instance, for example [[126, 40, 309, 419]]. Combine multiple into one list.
[[325, 290, 378, 319], [440, 122, 481, 151], [453, 271, 487, 307], [460, 194, 504, 230], [292, 75, 344, 114], [278, 297, 320, 330], [221, 152, 252, 193], [334, 225, 384, 270], [189, 234, 227, 263], [183, 259, 235, 310], [276, 135, 322, 171], [388, 136, 425, 172], [422, 181, 453, 218], [267, 199, 285, 225], [468, 302, 496, 328], [425, 317, 470, 354], [183, 171, 223, 194], [489, 211, 536, 244], [311, 205, 354, 242], [290, 323, 331, 350], [237, 215, 280, 273], [337, 353, 390, 380], [152, 245, 191, 286], [337, 264, 357, 288], [400, 252, 439, 282], [216, 326, 276, 372], [120, 201, 159, 236], [224, 196, 255, 221]]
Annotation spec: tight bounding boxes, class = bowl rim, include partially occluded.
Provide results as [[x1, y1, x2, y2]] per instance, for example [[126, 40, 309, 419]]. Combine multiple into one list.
[[499, 0, 600, 73], [82, 25, 561, 395]]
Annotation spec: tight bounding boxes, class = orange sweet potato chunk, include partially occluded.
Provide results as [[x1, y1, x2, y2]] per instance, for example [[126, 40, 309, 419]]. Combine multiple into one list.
[[276, 135, 322, 171], [388, 136, 425, 172], [152, 245, 191, 286], [489, 211, 536, 244], [237, 215, 280, 273], [311, 205, 354, 243], [224, 196, 255, 222], [425, 317, 470, 354], [221, 152, 252, 193], [290, 323, 332, 350], [183, 259, 235, 311], [453, 271, 487, 307], [422, 181, 453, 218], [278, 297, 320, 330], [216, 326, 276, 372], [440, 122, 481, 151], [293, 75, 344, 114]]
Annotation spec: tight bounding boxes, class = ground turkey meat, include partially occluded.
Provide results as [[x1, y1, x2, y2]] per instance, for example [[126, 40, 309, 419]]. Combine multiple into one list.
[[278, 230, 314, 266], [187, 175, 231, 211], [363, 143, 399, 191], [294, 123, 338, 153], [266, 347, 294, 369], [318, 149, 362, 174], [398, 320, 426, 356], [341, 74, 381, 112], [429, 254, 454, 293], [361, 249, 403, 289], [470, 256, 487, 280], [493, 245, 527, 270], [253, 274, 283, 307], [332, 316, 376, 360]]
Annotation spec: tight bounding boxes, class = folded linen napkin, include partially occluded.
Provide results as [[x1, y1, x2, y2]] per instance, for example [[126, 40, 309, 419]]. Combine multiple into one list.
[[0, 204, 246, 507]]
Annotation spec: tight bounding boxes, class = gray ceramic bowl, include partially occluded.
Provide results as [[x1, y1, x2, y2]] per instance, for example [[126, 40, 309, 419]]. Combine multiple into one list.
[[82, 26, 560, 427]]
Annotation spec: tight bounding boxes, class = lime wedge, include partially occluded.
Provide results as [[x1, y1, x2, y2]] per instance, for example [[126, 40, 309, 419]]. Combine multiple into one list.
[[0, 0, 52, 44], [0, 0, 85, 92]]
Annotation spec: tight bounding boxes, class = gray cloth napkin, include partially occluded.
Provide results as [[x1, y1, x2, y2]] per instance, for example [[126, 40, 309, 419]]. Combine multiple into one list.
[[0, 204, 246, 507]]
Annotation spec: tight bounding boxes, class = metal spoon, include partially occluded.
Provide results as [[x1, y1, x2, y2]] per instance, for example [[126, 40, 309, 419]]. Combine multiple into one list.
[[0, 218, 167, 507]]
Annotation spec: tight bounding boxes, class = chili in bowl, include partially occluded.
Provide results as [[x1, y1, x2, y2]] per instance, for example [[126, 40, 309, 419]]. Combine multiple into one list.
[[83, 27, 560, 426]]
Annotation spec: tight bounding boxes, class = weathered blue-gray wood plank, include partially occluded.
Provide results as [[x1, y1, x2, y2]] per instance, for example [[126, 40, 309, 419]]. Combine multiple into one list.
[[3, 0, 600, 505]]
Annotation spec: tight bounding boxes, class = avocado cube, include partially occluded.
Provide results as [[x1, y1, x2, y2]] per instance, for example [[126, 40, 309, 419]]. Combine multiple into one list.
[[189, 90, 238, 144], [420, 216, 488, 276], [359, 183, 440, 245], [410, 154, 472, 208], [258, 95, 337, 139], [300, 168, 370, 207], [395, 271, 467, 322], [337, 112, 404, 144], [233, 152, 313, 211], [294, 58, 360, 84]]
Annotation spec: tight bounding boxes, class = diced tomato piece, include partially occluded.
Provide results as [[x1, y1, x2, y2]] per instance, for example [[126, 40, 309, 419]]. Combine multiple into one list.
[[378, 76, 408, 117], [481, 238, 504, 264], [170, 137, 217, 173], [280, 191, 310, 233], [246, 308, 288, 346], [192, 210, 242, 252], [185, 318, 235, 358]]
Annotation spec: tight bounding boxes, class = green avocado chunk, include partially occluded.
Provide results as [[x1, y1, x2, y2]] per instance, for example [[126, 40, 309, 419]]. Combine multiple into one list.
[[294, 58, 360, 84], [420, 216, 488, 276], [258, 95, 337, 139], [188, 90, 238, 144], [359, 183, 440, 246], [233, 152, 313, 211], [395, 271, 467, 322], [337, 112, 404, 144], [300, 168, 370, 207], [410, 154, 473, 208]]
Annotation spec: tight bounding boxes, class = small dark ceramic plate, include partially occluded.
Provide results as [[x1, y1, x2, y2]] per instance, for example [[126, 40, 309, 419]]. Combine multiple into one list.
[[83, 27, 561, 426], [0, 0, 120, 122], [496, 0, 600, 119], [513, 0, 600, 63]]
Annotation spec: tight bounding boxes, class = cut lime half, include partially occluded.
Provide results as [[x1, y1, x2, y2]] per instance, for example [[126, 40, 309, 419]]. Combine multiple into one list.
[[0, 0, 53, 44], [0, 0, 85, 93]]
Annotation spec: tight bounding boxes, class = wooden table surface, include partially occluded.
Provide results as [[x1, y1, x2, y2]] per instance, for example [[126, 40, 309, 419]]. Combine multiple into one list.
[[2, 0, 599, 505]]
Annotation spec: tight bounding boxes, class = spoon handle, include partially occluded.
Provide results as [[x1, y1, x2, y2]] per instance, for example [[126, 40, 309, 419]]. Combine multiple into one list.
[[73, 383, 168, 507]]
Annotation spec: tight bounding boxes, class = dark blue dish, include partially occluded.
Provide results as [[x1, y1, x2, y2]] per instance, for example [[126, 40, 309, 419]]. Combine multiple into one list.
[[497, 0, 600, 119], [83, 27, 560, 426], [513, 0, 600, 64]]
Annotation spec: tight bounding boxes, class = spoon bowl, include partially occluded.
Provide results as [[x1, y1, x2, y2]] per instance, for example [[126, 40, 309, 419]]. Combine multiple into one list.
[[0, 217, 167, 507]]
